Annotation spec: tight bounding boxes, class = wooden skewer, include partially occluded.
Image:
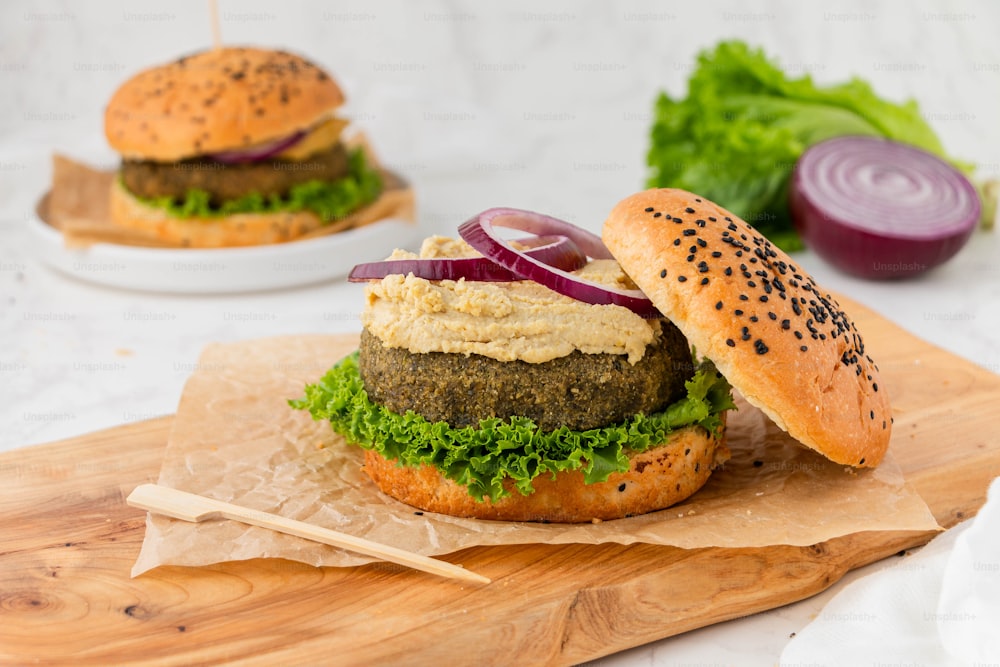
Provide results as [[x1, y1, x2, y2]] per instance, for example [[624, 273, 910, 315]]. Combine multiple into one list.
[[127, 483, 490, 585], [208, 0, 222, 50]]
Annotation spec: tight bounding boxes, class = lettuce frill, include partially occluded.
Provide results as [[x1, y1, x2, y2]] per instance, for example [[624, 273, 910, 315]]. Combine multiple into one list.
[[291, 352, 735, 502], [133, 148, 382, 222]]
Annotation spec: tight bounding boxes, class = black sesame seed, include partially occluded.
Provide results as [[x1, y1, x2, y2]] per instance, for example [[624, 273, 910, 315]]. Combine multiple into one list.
[[618, 483, 627, 492], [768, 312, 777, 320], [873, 383, 879, 392], [712, 251, 722, 258], [644, 207, 654, 212], [747, 280, 757, 288], [800, 345, 808, 352], [687, 254, 695, 262], [677, 275, 687, 282], [700, 277, 709, 285], [754, 339, 768, 354], [794, 331, 803, 339], [781, 319, 790, 330], [673, 239, 681, 246], [749, 315, 759, 323], [739, 294, 749, 301], [724, 267, 733, 276], [673, 217, 683, 223], [697, 238, 707, 247], [660, 269, 667, 278], [685, 207, 695, 213], [726, 339, 735, 347], [653, 212, 662, 218], [870, 410, 875, 420], [753, 460, 763, 467], [759, 295, 769, 302], [715, 301, 723, 310], [683, 229, 697, 236], [734, 309, 743, 316]]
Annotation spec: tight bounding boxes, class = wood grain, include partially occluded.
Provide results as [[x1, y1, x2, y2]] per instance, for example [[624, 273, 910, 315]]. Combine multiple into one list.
[[2, 296, 1000, 666]]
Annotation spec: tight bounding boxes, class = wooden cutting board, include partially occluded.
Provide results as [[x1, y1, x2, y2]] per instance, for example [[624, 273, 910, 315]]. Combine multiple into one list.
[[3, 296, 1000, 666]]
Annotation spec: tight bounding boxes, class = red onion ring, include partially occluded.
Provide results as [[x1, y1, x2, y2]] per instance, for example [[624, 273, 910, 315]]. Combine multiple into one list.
[[790, 136, 980, 279], [458, 208, 659, 317], [348, 235, 586, 282], [206, 130, 307, 164]]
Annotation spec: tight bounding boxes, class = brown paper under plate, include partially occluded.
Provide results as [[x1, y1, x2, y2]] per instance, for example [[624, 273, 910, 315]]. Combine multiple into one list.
[[131, 334, 940, 577], [44, 133, 413, 248]]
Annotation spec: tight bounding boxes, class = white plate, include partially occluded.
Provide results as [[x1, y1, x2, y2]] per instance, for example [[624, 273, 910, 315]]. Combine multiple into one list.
[[28, 210, 423, 294]]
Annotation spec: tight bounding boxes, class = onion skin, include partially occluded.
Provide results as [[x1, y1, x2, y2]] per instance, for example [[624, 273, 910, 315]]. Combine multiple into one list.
[[789, 193, 976, 279], [790, 136, 980, 280], [459, 208, 659, 317], [348, 235, 586, 283]]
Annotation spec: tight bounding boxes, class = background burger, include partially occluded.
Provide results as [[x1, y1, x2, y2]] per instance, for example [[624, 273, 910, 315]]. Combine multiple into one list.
[[295, 189, 891, 523], [103, 46, 383, 248]]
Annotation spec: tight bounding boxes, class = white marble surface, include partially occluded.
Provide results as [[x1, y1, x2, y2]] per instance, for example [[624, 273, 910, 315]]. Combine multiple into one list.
[[2, 0, 1000, 664]]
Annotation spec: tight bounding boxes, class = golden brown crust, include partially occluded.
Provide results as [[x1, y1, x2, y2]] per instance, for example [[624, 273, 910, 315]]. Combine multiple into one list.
[[602, 188, 891, 467], [362, 424, 728, 522], [105, 47, 344, 161]]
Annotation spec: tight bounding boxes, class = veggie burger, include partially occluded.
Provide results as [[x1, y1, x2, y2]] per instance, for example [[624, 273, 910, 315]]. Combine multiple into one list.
[[104, 47, 382, 247], [295, 189, 892, 522]]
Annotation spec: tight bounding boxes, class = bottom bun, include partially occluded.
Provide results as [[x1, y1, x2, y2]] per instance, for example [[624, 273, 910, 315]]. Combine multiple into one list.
[[362, 423, 729, 523], [109, 179, 340, 248]]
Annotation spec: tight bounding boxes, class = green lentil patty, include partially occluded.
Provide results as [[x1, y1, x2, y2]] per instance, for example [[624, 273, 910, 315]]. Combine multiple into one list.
[[358, 320, 694, 432], [121, 142, 350, 204]]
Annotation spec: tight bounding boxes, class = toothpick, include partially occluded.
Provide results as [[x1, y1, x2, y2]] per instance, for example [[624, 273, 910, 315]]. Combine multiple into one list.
[[209, 0, 222, 50], [127, 483, 491, 585]]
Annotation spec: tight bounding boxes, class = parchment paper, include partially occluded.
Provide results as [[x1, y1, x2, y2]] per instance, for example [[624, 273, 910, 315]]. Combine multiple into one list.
[[43, 133, 413, 248], [132, 334, 940, 576]]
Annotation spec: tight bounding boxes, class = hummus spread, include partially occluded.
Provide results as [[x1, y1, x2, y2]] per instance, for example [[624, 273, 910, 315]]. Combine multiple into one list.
[[362, 236, 661, 364]]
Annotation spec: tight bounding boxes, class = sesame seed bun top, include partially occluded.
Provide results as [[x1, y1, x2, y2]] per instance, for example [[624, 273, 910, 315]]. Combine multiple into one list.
[[602, 188, 891, 467], [104, 46, 344, 162]]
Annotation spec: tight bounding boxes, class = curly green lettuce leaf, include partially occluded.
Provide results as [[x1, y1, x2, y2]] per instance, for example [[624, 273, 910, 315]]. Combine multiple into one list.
[[135, 147, 383, 223], [647, 40, 971, 250], [290, 352, 736, 502]]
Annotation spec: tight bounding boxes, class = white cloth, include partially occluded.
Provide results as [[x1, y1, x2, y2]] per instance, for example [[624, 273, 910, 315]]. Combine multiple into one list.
[[781, 477, 1000, 666]]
